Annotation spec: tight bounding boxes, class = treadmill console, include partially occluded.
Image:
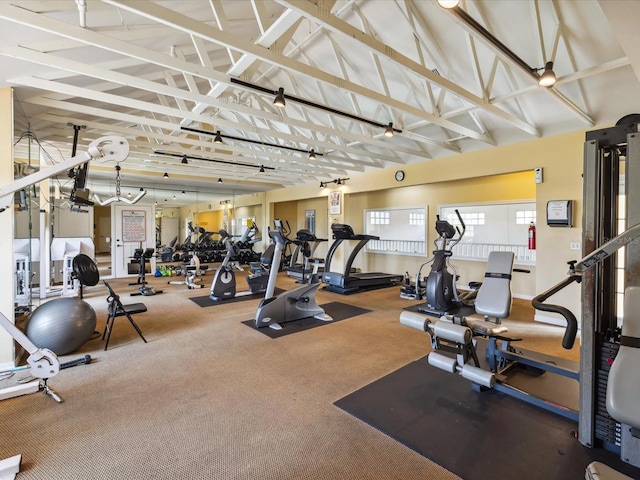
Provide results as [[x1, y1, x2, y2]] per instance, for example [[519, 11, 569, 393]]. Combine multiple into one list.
[[296, 229, 316, 242], [331, 223, 355, 239]]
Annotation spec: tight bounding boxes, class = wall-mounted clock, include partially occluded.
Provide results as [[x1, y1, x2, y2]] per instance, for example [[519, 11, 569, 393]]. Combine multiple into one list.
[[395, 170, 405, 182]]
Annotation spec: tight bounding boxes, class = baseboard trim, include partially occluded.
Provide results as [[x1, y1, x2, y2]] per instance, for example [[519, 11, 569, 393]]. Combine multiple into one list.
[[0, 361, 14, 372], [0, 454, 21, 480], [0, 381, 39, 401], [534, 313, 567, 327]]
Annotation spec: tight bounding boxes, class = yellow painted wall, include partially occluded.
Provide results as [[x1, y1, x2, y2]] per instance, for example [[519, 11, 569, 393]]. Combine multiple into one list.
[[274, 201, 298, 232], [196, 210, 223, 233], [345, 171, 537, 297], [266, 129, 586, 324]]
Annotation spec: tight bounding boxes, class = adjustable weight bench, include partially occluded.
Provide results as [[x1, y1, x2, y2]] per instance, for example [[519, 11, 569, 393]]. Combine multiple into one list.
[[402, 250, 584, 421], [103, 281, 148, 350], [586, 286, 640, 480], [400, 251, 516, 388]]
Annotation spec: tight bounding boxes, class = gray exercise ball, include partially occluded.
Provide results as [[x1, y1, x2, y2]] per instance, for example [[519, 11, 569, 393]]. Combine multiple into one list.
[[24, 298, 97, 356]]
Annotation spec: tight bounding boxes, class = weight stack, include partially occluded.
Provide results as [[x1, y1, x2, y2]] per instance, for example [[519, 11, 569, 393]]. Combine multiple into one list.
[[594, 340, 622, 450]]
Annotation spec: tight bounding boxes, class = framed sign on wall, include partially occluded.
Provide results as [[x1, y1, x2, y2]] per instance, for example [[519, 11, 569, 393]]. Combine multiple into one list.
[[329, 191, 341, 215], [305, 209, 316, 233], [122, 210, 146, 242]]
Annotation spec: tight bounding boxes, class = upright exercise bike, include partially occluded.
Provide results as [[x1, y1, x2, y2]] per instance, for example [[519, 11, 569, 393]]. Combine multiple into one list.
[[255, 228, 332, 330], [209, 230, 269, 301]]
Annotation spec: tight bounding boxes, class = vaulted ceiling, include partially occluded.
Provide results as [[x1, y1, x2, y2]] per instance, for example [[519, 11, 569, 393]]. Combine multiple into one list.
[[4, 0, 640, 206]]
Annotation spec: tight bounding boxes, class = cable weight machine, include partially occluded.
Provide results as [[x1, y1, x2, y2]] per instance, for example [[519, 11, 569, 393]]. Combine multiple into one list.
[[579, 118, 640, 467]]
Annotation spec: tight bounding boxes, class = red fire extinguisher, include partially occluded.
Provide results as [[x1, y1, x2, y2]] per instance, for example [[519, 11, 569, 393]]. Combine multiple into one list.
[[528, 222, 536, 250]]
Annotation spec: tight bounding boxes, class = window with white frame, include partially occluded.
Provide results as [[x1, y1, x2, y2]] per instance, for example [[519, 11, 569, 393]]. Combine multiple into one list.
[[364, 207, 427, 256], [515, 209, 537, 225], [369, 210, 390, 225], [439, 201, 536, 265]]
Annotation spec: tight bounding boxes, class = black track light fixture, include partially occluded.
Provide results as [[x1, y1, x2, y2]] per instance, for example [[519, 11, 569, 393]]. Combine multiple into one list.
[[536, 61, 557, 87], [259, 165, 265, 173], [319, 177, 349, 188], [163, 172, 169, 178], [308, 149, 316, 161], [444, 7, 560, 91], [154, 150, 275, 172], [384, 122, 395, 138], [217, 178, 223, 183], [181, 155, 188, 164], [214, 130, 224, 144], [181, 126, 323, 158], [230, 78, 403, 137], [273, 87, 286, 107]]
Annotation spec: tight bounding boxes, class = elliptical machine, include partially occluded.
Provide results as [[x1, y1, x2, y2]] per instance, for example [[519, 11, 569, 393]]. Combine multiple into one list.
[[209, 230, 269, 301], [406, 209, 466, 315], [255, 228, 332, 330]]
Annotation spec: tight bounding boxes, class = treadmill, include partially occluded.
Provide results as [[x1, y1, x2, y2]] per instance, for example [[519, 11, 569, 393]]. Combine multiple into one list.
[[285, 229, 327, 280], [322, 223, 404, 294]]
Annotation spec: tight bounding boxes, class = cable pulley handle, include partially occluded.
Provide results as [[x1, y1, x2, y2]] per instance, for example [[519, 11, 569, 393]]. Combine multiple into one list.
[[531, 275, 581, 349]]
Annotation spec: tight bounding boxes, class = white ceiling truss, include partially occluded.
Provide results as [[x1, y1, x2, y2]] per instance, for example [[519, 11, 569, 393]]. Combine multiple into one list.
[[1, 0, 639, 205]]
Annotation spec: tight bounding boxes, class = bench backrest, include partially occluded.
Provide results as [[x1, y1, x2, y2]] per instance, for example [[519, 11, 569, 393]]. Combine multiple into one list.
[[474, 251, 514, 320], [606, 286, 640, 428]]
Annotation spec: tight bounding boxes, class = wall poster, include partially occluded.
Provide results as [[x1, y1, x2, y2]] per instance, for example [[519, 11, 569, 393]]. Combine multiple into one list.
[[122, 210, 146, 242], [305, 209, 316, 233], [329, 191, 341, 215]]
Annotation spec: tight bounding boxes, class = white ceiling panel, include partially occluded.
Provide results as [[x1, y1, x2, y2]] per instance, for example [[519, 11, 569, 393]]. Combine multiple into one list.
[[2, 0, 640, 208]]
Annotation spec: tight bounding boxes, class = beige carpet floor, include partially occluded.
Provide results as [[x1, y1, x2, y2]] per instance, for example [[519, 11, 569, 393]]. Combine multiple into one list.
[[0, 271, 579, 479]]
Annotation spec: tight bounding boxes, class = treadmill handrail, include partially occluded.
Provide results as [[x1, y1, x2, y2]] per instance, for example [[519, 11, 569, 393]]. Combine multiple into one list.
[[342, 237, 372, 282], [350, 234, 379, 241]]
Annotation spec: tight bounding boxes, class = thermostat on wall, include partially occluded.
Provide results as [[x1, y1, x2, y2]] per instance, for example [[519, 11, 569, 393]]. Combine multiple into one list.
[[547, 200, 573, 227]]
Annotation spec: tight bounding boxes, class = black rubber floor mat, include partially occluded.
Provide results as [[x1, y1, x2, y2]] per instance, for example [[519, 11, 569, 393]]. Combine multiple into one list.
[[334, 355, 640, 480], [242, 302, 371, 338], [189, 288, 283, 307]]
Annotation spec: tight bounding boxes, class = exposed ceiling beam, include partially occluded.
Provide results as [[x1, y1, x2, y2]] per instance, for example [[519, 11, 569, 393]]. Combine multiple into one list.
[[103, 0, 496, 144], [445, 5, 594, 125], [276, 0, 540, 138]]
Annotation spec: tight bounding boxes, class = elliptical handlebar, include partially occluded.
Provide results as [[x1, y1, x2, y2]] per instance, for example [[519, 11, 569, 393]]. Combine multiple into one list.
[[268, 228, 289, 247], [433, 209, 466, 251], [449, 209, 466, 249]]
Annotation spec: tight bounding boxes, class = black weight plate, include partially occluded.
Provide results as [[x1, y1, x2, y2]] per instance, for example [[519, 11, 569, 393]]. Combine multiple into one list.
[[73, 253, 100, 286]]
